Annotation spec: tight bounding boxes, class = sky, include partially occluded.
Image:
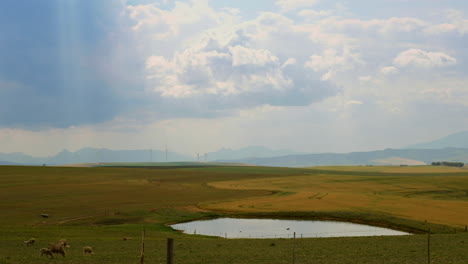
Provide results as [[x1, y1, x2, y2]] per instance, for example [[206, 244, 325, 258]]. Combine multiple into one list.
[[1, 0, 468, 157]]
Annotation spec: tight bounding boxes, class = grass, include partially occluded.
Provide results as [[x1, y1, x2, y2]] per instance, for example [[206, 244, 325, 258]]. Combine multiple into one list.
[[1, 226, 468, 264], [2, 165, 468, 263]]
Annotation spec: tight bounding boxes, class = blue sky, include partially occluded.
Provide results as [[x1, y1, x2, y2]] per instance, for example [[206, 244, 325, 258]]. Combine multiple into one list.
[[1, 0, 468, 156]]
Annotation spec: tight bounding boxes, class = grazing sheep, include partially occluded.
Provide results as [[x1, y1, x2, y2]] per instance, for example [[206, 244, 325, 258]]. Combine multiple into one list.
[[83, 246, 94, 255], [24, 238, 35, 246], [48, 242, 66, 257], [58, 239, 70, 248], [40, 248, 54, 258]]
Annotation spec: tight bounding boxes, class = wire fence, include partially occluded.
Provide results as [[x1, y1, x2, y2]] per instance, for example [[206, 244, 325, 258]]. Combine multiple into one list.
[[140, 232, 468, 264]]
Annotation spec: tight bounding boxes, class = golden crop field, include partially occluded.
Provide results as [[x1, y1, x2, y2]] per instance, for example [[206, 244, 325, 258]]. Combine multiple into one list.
[[204, 166, 468, 228], [310, 165, 468, 173]]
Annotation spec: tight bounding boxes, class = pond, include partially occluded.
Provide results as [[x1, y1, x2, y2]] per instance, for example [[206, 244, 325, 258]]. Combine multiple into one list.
[[171, 218, 410, 239]]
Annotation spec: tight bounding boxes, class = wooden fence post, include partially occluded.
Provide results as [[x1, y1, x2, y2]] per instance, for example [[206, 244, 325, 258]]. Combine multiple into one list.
[[292, 232, 296, 264], [427, 230, 430, 264], [140, 228, 145, 264], [167, 238, 174, 264]]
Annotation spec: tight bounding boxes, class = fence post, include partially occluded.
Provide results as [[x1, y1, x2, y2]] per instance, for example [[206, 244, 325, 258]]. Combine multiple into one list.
[[167, 238, 174, 264], [292, 232, 296, 264], [140, 228, 145, 264], [427, 230, 430, 264]]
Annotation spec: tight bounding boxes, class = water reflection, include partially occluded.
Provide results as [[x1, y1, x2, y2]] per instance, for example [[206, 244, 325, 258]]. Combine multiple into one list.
[[171, 218, 410, 238]]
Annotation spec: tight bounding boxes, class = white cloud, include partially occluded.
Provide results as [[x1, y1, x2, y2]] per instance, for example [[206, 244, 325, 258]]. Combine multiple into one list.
[[424, 23, 458, 34], [134, 6, 339, 109], [145, 37, 296, 98], [380, 66, 399, 75], [358, 76, 372, 82], [446, 10, 468, 35], [298, 9, 332, 21], [305, 48, 362, 79], [393, 49, 457, 68], [345, 100, 363, 107], [281, 58, 297, 68], [317, 17, 427, 35], [276, 0, 320, 12], [230, 46, 280, 66]]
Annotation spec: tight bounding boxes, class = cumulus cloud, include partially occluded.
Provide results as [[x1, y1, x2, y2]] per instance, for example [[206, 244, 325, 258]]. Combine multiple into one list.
[[393, 49, 457, 68], [317, 17, 427, 35], [146, 44, 291, 97], [305, 48, 362, 80], [144, 31, 338, 111], [127, 0, 227, 37], [298, 9, 333, 21], [345, 100, 363, 107], [424, 23, 458, 34], [446, 10, 468, 35], [358, 76, 372, 82], [276, 0, 320, 12], [380, 66, 399, 75], [424, 10, 468, 35]]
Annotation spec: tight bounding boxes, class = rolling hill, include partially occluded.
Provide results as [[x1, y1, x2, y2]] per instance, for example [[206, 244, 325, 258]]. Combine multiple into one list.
[[219, 148, 468, 167], [405, 131, 468, 149]]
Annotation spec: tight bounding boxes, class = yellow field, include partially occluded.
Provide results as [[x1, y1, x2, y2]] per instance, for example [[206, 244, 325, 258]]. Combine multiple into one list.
[[204, 167, 468, 228], [309, 165, 468, 173]]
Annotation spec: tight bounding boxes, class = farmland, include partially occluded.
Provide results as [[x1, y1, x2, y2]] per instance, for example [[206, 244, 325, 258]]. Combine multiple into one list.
[[1, 165, 468, 263], [205, 166, 468, 228]]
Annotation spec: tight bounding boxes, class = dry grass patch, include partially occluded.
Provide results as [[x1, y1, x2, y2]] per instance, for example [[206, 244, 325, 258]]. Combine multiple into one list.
[[205, 171, 468, 227]]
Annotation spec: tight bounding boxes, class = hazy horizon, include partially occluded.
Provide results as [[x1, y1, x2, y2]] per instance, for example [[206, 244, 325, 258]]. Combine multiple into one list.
[[1, 0, 468, 157]]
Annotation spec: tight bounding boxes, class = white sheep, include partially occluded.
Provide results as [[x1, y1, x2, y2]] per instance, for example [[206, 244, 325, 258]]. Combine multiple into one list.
[[23, 238, 35, 246], [58, 239, 70, 248], [48, 240, 67, 257], [40, 248, 53, 258], [83, 246, 94, 255]]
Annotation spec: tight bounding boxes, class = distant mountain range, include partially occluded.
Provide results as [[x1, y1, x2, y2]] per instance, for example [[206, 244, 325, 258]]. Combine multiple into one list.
[[0, 148, 191, 166], [219, 148, 468, 167], [206, 146, 303, 161], [220, 131, 468, 167], [405, 131, 468, 149], [0, 146, 301, 166], [0, 160, 23, 165], [2, 131, 468, 167]]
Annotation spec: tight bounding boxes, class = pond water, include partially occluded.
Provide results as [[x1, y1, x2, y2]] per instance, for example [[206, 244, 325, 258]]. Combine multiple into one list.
[[171, 218, 410, 239]]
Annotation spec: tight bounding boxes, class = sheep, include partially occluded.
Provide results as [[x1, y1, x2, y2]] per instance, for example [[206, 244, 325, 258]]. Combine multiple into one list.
[[40, 248, 54, 258], [58, 239, 70, 248], [48, 241, 66, 257], [23, 238, 35, 246], [83, 246, 94, 255]]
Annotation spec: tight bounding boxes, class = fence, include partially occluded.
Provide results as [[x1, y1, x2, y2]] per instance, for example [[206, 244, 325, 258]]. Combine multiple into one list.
[[138, 231, 468, 264]]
